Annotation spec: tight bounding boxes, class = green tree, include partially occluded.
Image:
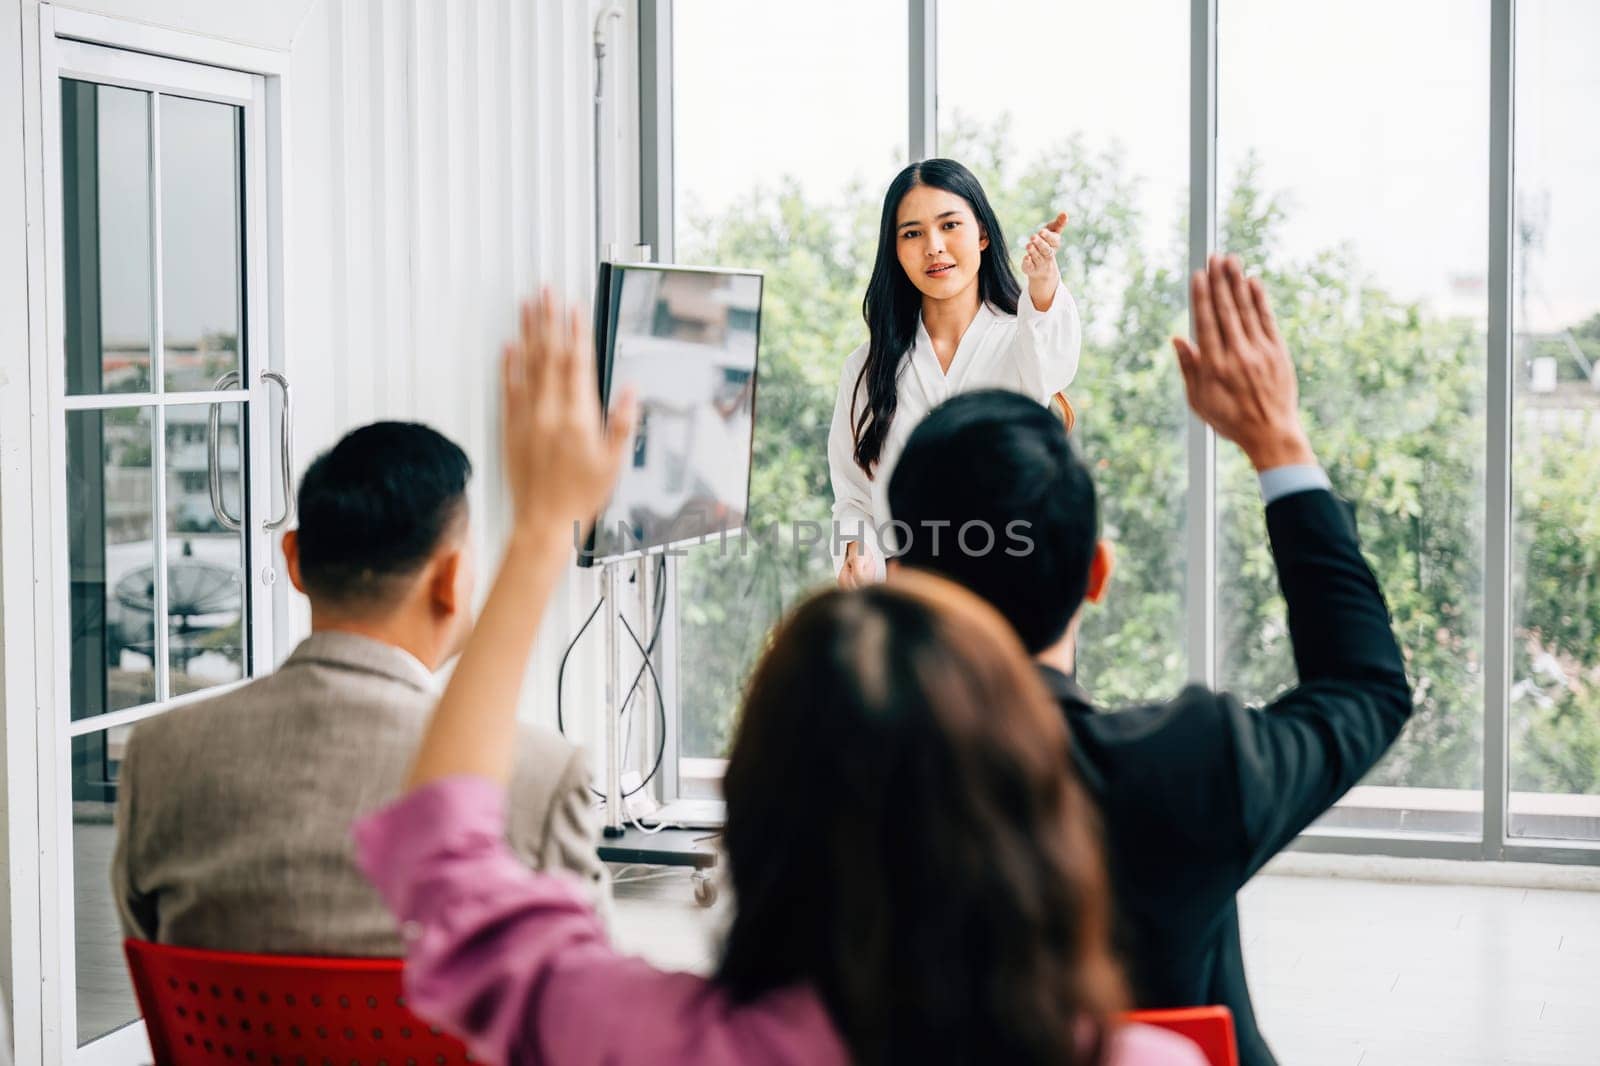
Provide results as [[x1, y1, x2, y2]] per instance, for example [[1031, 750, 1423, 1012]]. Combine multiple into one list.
[[675, 178, 878, 755], [1510, 421, 1600, 793], [672, 129, 1600, 802]]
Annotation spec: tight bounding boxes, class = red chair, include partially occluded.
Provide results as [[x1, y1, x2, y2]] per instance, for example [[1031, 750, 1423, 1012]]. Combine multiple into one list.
[[124, 939, 471, 1065], [1123, 1006, 1239, 1066]]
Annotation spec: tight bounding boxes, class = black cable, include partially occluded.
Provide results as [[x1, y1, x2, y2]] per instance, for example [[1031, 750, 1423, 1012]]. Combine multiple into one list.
[[619, 555, 668, 768], [618, 610, 667, 797], [555, 555, 670, 801], [617, 556, 669, 794], [555, 596, 606, 738], [555, 558, 663, 738]]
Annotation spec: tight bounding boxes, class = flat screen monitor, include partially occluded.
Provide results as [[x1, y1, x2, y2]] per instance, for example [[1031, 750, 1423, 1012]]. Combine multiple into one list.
[[582, 262, 764, 566]]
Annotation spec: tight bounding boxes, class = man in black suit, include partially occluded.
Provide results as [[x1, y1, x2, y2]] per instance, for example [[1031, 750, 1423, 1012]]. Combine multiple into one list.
[[885, 254, 1413, 1066]]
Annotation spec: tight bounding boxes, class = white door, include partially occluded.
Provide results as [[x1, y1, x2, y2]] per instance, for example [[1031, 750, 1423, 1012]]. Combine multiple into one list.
[[38, 37, 285, 1064]]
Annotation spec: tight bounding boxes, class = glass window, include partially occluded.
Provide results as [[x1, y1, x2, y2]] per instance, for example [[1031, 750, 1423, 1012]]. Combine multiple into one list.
[[161, 95, 244, 393], [66, 400, 249, 719], [59, 66, 260, 1047], [69, 407, 157, 717], [1509, 0, 1600, 843], [1217, 0, 1490, 835], [671, 0, 907, 769], [61, 79, 152, 395], [72, 729, 139, 1045], [658, 0, 1600, 860], [939, 0, 1190, 703], [166, 402, 248, 695]]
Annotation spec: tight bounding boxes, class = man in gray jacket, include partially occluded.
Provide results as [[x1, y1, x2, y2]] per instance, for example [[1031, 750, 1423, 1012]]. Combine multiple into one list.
[[113, 421, 607, 955]]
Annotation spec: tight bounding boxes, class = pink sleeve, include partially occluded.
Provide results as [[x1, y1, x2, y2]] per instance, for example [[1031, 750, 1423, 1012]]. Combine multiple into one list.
[[353, 776, 847, 1066], [1106, 1022, 1213, 1066]]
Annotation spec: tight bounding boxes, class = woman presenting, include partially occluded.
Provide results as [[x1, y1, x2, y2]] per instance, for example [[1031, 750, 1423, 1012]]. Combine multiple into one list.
[[830, 158, 1081, 588]]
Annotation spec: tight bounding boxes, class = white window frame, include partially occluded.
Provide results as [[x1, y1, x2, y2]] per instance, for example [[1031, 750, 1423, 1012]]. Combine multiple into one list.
[[638, 0, 1600, 866], [12, 8, 296, 1063]]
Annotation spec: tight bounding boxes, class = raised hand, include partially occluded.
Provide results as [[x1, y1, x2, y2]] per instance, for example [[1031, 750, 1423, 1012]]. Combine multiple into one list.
[[501, 289, 638, 536], [405, 291, 637, 790], [1171, 255, 1315, 471], [1021, 211, 1069, 311]]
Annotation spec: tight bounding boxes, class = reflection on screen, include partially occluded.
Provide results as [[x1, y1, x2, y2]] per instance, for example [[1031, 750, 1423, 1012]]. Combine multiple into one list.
[[591, 267, 761, 560]]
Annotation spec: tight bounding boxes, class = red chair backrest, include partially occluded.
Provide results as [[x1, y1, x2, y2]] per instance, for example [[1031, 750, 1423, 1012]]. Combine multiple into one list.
[[1122, 1006, 1239, 1066], [124, 939, 472, 1065]]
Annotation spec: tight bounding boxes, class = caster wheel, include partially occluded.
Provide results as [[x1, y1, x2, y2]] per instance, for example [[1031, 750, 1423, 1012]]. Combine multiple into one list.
[[692, 872, 718, 908]]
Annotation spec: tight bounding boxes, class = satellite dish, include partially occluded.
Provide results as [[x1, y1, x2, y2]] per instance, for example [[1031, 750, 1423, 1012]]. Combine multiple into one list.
[[114, 559, 241, 618]]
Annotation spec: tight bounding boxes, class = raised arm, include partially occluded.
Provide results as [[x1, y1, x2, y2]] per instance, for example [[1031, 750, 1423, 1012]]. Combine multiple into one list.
[[1172, 255, 1412, 871], [1016, 211, 1082, 398], [1171, 255, 1316, 474], [358, 292, 843, 1066], [357, 776, 842, 1066], [1229, 487, 1412, 871], [405, 292, 635, 790]]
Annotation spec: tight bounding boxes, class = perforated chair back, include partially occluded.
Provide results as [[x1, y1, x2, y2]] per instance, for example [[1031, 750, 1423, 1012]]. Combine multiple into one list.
[[124, 939, 471, 1066], [1122, 1006, 1239, 1066]]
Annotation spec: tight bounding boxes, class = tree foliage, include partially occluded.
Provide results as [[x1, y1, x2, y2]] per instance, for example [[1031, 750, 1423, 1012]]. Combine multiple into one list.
[[673, 128, 1600, 797]]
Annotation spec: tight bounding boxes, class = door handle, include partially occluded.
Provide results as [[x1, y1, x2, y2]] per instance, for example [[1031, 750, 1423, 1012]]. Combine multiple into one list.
[[207, 371, 243, 531], [261, 370, 294, 531]]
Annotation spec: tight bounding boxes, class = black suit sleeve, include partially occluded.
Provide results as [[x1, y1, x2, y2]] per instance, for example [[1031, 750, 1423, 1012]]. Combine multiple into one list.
[[1227, 489, 1413, 878]]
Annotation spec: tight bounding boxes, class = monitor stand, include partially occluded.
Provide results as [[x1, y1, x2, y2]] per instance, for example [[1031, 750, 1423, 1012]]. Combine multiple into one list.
[[595, 557, 719, 906]]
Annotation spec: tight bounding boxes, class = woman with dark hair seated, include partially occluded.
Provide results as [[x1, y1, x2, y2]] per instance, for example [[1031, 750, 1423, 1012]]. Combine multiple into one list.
[[354, 293, 1203, 1066]]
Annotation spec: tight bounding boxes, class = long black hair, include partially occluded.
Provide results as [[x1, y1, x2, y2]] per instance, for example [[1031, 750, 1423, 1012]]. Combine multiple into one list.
[[717, 574, 1125, 1065], [853, 159, 1020, 475]]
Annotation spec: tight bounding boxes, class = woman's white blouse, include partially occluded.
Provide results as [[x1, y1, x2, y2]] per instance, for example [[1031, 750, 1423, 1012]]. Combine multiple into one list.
[[827, 282, 1082, 575]]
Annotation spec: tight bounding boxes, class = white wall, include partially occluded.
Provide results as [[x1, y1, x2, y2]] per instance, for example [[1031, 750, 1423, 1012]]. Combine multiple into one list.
[[0, 0, 639, 1058], [283, 0, 639, 742]]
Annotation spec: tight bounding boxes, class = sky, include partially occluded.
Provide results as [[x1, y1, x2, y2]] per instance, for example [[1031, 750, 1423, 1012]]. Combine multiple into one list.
[[92, 84, 241, 350], [86, 1, 1600, 349], [673, 0, 1599, 334]]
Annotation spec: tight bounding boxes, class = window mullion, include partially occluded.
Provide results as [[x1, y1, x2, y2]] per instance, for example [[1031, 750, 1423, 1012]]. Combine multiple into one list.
[[150, 90, 170, 702], [1483, 0, 1515, 858], [1187, 0, 1218, 687], [908, 0, 936, 161]]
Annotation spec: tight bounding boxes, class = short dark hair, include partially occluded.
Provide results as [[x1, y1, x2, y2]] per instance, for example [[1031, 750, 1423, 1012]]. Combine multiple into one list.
[[294, 421, 471, 609], [887, 390, 1097, 654]]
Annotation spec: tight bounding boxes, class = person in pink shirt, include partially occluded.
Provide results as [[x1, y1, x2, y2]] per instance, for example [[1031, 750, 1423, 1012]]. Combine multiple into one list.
[[354, 292, 1206, 1066]]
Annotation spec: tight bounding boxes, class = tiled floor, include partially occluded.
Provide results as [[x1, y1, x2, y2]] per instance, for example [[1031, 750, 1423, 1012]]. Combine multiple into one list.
[[1237, 875, 1599, 1066], [73, 820, 142, 1046], [611, 865, 1600, 1066], [73, 824, 1600, 1064]]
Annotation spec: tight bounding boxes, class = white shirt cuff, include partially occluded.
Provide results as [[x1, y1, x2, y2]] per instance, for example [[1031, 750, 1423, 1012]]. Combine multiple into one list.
[[1258, 464, 1331, 504], [1020, 279, 1067, 318]]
